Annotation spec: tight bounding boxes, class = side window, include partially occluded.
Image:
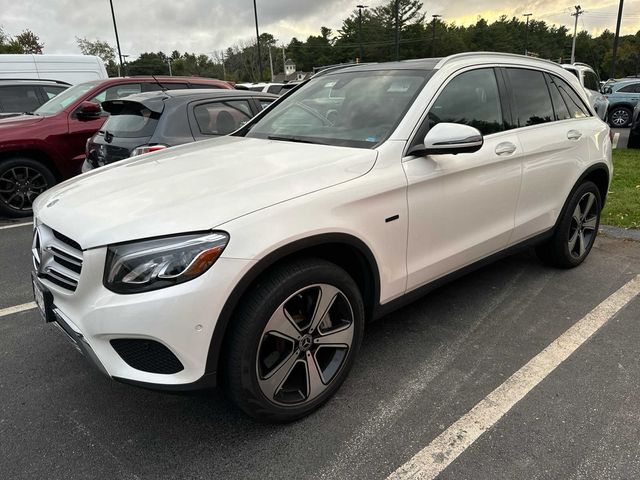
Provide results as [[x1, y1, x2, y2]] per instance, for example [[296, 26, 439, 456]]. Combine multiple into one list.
[[193, 100, 253, 135], [267, 85, 282, 94], [546, 75, 571, 121], [618, 84, 636, 93], [191, 83, 222, 89], [428, 68, 503, 135], [162, 83, 188, 90], [259, 99, 274, 110], [91, 83, 142, 103], [553, 75, 589, 118], [583, 71, 599, 91], [0, 85, 42, 112], [507, 69, 554, 127], [42, 85, 67, 100]]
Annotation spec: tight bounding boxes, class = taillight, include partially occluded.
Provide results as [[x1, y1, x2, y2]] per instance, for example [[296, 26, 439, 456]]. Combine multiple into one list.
[[130, 145, 168, 157]]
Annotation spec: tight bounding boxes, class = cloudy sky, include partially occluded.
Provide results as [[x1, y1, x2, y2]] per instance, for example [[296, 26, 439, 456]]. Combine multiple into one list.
[[1, 0, 639, 59]]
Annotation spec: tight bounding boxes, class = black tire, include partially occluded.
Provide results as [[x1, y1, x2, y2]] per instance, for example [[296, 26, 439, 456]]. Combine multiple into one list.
[[224, 258, 364, 422], [536, 181, 601, 269], [0, 158, 56, 217], [608, 106, 632, 128]]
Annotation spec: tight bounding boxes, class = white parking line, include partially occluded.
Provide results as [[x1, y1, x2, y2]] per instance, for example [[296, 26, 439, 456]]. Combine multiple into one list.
[[0, 221, 32, 230], [0, 302, 36, 318], [388, 274, 640, 480]]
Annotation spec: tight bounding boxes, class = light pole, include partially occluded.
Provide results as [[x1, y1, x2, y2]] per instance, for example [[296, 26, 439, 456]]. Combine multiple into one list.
[[167, 58, 172, 76], [431, 14, 441, 57], [252, 0, 263, 81], [611, 0, 625, 79], [523, 13, 532, 55], [109, 0, 124, 77], [356, 4, 368, 62], [570, 5, 584, 64]]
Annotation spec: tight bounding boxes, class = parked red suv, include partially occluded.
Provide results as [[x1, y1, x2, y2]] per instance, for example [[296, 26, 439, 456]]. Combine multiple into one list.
[[0, 76, 233, 216]]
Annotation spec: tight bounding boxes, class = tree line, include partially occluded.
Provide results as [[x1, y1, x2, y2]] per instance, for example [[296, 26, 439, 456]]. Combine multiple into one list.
[[5, 0, 640, 81]]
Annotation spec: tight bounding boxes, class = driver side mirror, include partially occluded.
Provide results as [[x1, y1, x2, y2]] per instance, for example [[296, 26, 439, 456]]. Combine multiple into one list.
[[408, 122, 483, 156], [76, 101, 102, 120]]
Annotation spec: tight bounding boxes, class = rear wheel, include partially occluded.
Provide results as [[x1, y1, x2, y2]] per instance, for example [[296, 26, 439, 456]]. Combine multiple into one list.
[[536, 181, 601, 268], [224, 258, 364, 422], [0, 158, 56, 217]]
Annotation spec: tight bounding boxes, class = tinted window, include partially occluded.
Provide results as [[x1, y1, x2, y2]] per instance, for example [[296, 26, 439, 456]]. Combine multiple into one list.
[[42, 85, 67, 99], [0, 85, 42, 112], [100, 101, 160, 138], [92, 83, 142, 103], [583, 71, 599, 91], [193, 100, 253, 135], [267, 85, 282, 94], [191, 83, 222, 89], [618, 83, 640, 93], [249, 86, 265, 92], [507, 69, 554, 127], [553, 75, 589, 118], [259, 99, 274, 110], [429, 68, 503, 135], [546, 76, 571, 121]]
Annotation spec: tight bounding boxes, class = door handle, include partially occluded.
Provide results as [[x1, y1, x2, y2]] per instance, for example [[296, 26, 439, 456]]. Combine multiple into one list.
[[495, 142, 517, 156], [567, 130, 583, 140]]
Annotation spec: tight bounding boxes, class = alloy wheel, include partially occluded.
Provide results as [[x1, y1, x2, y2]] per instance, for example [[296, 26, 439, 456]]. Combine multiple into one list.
[[611, 109, 630, 127], [256, 283, 354, 407], [0, 166, 49, 212], [568, 191, 598, 259]]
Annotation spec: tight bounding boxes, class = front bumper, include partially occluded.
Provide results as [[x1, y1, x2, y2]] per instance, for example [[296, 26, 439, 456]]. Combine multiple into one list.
[[37, 246, 253, 389]]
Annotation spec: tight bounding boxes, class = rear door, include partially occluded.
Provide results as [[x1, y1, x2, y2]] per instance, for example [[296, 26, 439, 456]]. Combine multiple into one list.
[[505, 68, 594, 242], [403, 67, 523, 289]]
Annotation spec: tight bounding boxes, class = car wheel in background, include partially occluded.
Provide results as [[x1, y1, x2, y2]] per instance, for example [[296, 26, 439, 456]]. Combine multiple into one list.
[[224, 258, 364, 422], [609, 106, 632, 127], [0, 158, 56, 217], [536, 181, 601, 269]]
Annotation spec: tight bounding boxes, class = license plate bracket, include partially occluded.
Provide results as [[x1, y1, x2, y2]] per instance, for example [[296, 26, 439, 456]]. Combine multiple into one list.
[[32, 274, 54, 323]]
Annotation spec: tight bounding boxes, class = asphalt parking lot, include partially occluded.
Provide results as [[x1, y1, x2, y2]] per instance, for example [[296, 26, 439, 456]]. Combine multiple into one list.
[[1, 218, 639, 480]]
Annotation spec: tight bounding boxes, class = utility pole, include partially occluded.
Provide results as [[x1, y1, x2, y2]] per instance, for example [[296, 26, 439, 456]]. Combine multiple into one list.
[[611, 0, 625, 79], [268, 44, 274, 82], [431, 14, 441, 57], [109, 0, 124, 76], [282, 46, 286, 71], [570, 5, 584, 64], [523, 13, 532, 55], [252, 0, 263, 81], [394, 0, 400, 60], [221, 50, 226, 80], [167, 58, 172, 76], [357, 4, 368, 62]]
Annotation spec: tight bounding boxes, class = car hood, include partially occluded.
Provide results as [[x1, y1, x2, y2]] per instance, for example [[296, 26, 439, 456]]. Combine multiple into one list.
[[0, 114, 45, 128], [34, 136, 377, 249]]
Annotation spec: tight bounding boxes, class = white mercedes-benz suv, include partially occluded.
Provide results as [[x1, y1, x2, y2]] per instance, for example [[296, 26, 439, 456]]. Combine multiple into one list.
[[32, 53, 612, 422]]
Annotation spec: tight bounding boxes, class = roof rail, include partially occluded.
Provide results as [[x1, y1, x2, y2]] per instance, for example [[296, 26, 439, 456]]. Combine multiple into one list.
[[435, 51, 560, 69], [311, 62, 373, 78], [0, 78, 71, 85]]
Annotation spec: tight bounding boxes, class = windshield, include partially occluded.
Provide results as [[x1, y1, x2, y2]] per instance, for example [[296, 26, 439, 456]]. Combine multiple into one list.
[[34, 81, 100, 115], [245, 69, 430, 148]]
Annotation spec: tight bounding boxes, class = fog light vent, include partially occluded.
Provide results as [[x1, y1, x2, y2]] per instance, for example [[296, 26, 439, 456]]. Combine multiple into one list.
[[110, 339, 184, 374]]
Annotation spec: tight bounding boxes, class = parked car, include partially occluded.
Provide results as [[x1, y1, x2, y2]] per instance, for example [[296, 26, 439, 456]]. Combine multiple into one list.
[[0, 79, 69, 118], [602, 78, 640, 127], [0, 54, 108, 85], [562, 63, 609, 121], [0, 76, 233, 216], [626, 102, 640, 147], [31, 53, 611, 422], [84, 89, 276, 171]]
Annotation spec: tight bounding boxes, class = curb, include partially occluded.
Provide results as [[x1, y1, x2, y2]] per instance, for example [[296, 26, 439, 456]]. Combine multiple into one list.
[[599, 225, 640, 242]]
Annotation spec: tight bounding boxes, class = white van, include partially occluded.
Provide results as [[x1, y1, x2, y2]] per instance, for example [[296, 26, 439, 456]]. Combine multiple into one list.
[[0, 54, 108, 85]]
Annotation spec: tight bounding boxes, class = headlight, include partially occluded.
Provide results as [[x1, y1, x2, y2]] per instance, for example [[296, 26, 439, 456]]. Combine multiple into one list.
[[104, 232, 229, 294]]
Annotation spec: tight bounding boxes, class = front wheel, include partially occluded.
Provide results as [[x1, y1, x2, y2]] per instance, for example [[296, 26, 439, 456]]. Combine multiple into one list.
[[536, 181, 601, 268], [224, 259, 364, 422], [0, 158, 56, 217], [609, 106, 632, 127]]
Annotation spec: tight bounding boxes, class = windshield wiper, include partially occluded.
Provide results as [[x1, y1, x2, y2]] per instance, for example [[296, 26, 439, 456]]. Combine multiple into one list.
[[267, 135, 327, 145]]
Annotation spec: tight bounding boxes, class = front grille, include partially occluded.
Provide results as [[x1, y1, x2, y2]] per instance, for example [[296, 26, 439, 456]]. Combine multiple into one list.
[[32, 225, 83, 292], [110, 339, 184, 374]]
